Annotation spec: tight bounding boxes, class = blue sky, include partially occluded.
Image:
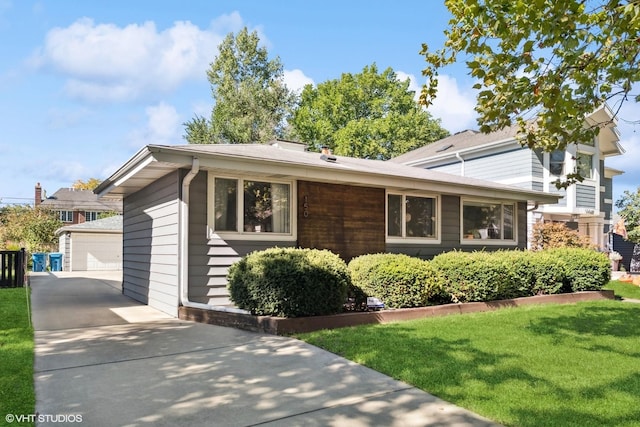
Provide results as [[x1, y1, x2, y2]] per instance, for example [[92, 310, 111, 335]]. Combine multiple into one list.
[[0, 0, 637, 207]]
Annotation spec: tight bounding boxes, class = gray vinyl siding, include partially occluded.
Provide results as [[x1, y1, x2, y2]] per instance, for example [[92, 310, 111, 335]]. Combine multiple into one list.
[[385, 196, 526, 259], [576, 184, 596, 209], [532, 181, 544, 192], [430, 162, 462, 175], [532, 150, 544, 180], [548, 184, 567, 207], [122, 171, 180, 317], [429, 148, 541, 191], [601, 160, 613, 223], [187, 172, 295, 306], [463, 148, 533, 184]]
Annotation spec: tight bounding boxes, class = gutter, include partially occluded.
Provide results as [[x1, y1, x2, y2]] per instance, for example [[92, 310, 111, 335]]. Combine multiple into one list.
[[455, 151, 465, 176], [178, 157, 248, 314], [403, 136, 518, 167]]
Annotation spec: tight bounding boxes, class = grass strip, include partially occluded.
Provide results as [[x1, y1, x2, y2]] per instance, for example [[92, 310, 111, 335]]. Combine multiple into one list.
[[299, 300, 640, 427], [0, 287, 34, 427], [605, 280, 640, 300]]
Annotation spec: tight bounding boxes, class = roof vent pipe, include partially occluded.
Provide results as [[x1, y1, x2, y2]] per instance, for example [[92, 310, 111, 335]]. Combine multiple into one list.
[[320, 146, 337, 162]]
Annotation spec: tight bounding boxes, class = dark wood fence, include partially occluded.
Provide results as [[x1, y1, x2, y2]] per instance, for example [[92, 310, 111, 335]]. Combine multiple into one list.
[[0, 249, 26, 288]]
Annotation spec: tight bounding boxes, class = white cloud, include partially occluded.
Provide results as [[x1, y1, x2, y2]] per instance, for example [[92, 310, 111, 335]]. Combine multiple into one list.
[[396, 71, 477, 133], [29, 160, 92, 183], [190, 100, 213, 118], [31, 16, 237, 102], [283, 69, 314, 93], [427, 75, 477, 133], [127, 102, 182, 147], [209, 11, 244, 34]]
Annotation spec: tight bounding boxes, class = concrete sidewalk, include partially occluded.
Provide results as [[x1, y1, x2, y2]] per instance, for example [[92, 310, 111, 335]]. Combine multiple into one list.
[[31, 271, 501, 427]]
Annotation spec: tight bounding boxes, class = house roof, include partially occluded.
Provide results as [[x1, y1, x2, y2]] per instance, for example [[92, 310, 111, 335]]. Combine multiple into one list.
[[389, 125, 521, 165], [40, 188, 123, 212], [391, 105, 625, 166], [94, 142, 560, 204], [55, 215, 123, 236]]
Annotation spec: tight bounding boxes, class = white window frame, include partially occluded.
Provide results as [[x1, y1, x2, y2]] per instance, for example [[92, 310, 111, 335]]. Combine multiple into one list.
[[386, 192, 441, 244], [59, 210, 74, 222], [461, 199, 517, 246], [575, 151, 594, 180], [548, 149, 565, 177], [85, 211, 99, 222], [207, 173, 296, 241]]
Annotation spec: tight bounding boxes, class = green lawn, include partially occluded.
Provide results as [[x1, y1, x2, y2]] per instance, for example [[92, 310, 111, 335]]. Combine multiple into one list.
[[605, 280, 640, 300], [299, 300, 640, 427], [0, 288, 34, 427]]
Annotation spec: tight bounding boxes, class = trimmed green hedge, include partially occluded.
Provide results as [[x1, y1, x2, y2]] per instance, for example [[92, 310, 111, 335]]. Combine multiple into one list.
[[348, 253, 443, 308], [430, 248, 608, 303], [227, 246, 610, 317], [227, 247, 350, 317], [545, 247, 610, 292], [430, 251, 521, 303]]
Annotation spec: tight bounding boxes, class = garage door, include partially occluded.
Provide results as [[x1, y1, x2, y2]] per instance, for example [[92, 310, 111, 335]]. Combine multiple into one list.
[[71, 233, 122, 271]]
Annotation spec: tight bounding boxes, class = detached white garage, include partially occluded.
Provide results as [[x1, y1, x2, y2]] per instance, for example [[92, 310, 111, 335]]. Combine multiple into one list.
[[56, 216, 123, 271]]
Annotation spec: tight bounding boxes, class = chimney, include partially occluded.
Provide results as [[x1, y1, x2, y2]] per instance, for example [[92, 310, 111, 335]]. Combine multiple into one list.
[[35, 182, 42, 207]]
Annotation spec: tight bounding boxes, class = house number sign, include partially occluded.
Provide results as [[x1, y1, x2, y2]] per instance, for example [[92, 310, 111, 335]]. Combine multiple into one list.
[[303, 195, 309, 218]]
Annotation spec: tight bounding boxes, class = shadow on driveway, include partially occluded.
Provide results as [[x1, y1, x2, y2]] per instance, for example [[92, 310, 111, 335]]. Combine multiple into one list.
[[31, 271, 500, 427]]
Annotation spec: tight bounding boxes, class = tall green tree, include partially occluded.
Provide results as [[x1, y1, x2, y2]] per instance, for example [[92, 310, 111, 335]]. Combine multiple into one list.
[[616, 187, 640, 243], [289, 64, 449, 160], [0, 205, 62, 252], [421, 0, 640, 183], [184, 27, 295, 144]]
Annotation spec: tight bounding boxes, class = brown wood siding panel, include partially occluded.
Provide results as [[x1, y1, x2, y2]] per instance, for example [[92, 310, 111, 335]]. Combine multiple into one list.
[[297, 181, 385, 260]]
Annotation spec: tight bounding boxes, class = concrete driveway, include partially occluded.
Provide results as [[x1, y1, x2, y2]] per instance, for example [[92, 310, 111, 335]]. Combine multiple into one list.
[[31, 271, 500, 427]]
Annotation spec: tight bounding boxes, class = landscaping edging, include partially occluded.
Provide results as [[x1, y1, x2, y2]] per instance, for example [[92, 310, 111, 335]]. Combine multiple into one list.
[[178, 290, 615, 335]]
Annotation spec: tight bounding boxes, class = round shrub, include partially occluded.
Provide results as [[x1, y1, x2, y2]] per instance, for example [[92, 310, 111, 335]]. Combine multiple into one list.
[[227, 247, 349, 317], [430, 251, 523, 303], [496, 250, 567, 296], [348, 253, 443, 308], [546, 247, 610, 292]]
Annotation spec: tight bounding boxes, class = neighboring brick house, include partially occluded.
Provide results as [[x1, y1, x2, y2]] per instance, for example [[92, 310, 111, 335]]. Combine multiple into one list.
[[390, 106, 625, 250], [35, 182, 123, 225]]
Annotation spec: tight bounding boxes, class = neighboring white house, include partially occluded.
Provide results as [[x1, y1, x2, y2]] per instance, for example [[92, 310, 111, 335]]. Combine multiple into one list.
[[390, 106, 625, 250], [55, 215, 123, 271]]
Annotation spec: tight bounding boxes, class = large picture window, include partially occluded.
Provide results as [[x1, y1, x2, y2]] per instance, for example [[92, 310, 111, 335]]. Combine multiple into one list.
[[387, 193, 437, 239], [462, 201, 515, 241], [212, 177, 291, 234]]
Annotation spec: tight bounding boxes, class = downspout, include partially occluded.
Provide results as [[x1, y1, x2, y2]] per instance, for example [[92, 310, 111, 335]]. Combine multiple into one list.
[[455, 151, 465, 176], [178, 157, 248, 314]]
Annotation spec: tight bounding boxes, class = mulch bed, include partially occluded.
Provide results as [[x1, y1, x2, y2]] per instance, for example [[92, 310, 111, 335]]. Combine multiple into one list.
[[178, 290, 615, 335]]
